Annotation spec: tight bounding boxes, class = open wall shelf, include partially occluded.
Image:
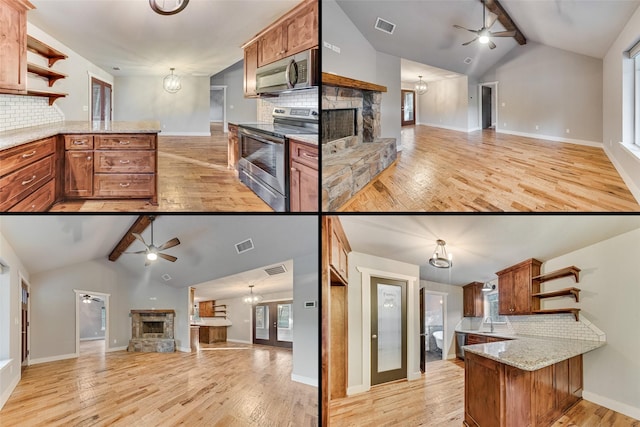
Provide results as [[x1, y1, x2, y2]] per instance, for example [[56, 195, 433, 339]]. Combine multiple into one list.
[[532, 266, 581, 321], [27, 35, 67, 67], [533, 308, 581, 321], [532, 287, 580, 302], [533, 266, 580, 283], [27, 63, 66, 87]]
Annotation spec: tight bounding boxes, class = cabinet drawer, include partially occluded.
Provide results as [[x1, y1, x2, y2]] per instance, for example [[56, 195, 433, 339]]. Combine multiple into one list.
[[64, 135, 94, 150], [0, 137, 55, 177], [94, 151, 155, 173], [290, 140, 318, 170], [94, 174, 155, 198], [9, 178, 55, 212], [0, 155, 54, 211], [466, 334, 488, 345], [95, 134, 155, 149]]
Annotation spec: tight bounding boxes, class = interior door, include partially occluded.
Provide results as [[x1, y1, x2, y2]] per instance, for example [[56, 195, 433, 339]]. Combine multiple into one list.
[[371, 276, 407, 385], [91, 77, 112, 122], [253, 300, 293, 348], [21, 280, 29, 369], [482, 86, 492, 129], [401, 90, 416, 126], [419, 287, 425, 373]]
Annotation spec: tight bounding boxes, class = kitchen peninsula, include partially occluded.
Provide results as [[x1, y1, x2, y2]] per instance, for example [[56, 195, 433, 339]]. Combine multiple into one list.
[[0, 120, 160, 211]]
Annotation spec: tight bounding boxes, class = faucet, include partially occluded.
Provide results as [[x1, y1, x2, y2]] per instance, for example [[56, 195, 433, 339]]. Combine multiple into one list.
[[488, 316, 494, 333]]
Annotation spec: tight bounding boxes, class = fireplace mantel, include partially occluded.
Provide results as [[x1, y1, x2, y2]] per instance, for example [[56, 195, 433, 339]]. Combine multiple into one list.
[[322, 72, 387, 92]]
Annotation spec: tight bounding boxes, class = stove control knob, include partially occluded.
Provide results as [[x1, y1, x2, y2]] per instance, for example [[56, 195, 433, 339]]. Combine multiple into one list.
[[311, 110, 318, 116], [275, 109, 285, 114]]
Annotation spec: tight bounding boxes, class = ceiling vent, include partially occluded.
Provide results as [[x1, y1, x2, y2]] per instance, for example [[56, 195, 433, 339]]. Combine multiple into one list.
[[161, 273, 172, 281], [264, 264, 287, 276], [235, 238, 254, 254], [464, 57, 473, 64], [374, 17, 396, 34]]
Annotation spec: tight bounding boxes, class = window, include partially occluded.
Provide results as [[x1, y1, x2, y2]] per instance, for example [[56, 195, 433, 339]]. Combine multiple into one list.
[[630, 38, 640, 146], [101, 306, 106, 331], [484, 292, 506, 323]]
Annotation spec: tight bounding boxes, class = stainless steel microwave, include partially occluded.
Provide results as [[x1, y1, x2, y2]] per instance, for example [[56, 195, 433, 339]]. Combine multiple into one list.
[[255, 49, 318, 94]]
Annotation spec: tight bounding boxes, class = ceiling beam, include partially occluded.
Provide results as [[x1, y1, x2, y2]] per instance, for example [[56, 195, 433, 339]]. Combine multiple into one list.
[[483, 0, 527, 46], [108, 215, 155, 262]]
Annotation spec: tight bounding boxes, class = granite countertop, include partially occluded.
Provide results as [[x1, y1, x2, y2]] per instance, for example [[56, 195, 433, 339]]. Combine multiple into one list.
[[456, 329, 518, 340], [0, 121, 162, 151], [463, 334, 605, 371], [287, 134, 318, 146]]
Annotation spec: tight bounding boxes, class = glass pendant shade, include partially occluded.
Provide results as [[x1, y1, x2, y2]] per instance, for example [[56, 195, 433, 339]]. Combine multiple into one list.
[[163, 68, 181, 93], [415, 75, 428, 95], [429, 239, 452, 268], [243, 285, 263, 304]]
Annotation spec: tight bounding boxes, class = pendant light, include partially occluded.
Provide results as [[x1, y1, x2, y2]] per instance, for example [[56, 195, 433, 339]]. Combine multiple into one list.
[[415, 75, 428, 95], [163, 68, 182, 93], [243, 285, 263, 305], [149, 0, 189, 15], [429, 239, 452, 268], [482, 282, 496, 292]]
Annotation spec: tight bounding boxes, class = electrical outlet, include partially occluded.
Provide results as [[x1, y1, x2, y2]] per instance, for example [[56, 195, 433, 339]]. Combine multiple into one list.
[[566, 128, 570, 134], [113, 339, 117, 344], [82, 105, 88, 112], [501, 102, 506, 107], [535, 125, 539, 130], [331, 45, 341, 54]]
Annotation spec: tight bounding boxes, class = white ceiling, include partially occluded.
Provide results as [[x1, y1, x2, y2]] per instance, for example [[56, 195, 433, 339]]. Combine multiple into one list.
[[339, 215, 640, 286], [336, 0, 640, 78], [401, 58, 463, 86], [0, 215, 317, 299], [27, 0, 301, 77]]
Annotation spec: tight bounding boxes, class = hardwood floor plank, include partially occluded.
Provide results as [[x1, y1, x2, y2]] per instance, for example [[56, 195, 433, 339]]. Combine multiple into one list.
[[337, 126, 640, 212]]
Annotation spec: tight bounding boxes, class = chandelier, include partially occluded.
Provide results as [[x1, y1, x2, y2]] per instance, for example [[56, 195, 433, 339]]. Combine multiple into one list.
[[429, 239, 452, 268], [149, 0, 189, 15], [163, 68, 181, 93], [242, 285, 263, 305], [415, 75, 428, 95]]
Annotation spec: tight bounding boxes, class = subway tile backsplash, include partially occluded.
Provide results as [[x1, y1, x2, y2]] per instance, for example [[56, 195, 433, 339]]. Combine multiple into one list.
[[0, 94, 64, 132], [257, 87, 318, 123], [508, 314, 604, 341]]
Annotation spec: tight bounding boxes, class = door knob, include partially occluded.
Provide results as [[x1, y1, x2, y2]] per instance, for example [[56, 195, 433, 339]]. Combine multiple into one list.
[[372, 334, 378, 339]]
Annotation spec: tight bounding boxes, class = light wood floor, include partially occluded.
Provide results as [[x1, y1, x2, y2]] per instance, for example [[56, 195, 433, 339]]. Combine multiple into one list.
[[329, 359, 639, 427], [339, 126, 640, 212], [50, 123, 272, 212], [1, 343, 317, 426]]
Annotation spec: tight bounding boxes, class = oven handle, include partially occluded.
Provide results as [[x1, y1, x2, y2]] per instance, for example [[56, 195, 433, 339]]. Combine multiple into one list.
[[239, 127, 284, 145]]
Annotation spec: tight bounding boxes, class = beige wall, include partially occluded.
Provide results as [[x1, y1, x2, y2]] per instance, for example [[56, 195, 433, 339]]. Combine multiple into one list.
[[417, 76, 470, 132]]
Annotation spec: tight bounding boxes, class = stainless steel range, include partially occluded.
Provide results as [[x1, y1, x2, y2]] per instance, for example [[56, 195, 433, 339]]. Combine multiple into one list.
[[238, 107, 318, 212]]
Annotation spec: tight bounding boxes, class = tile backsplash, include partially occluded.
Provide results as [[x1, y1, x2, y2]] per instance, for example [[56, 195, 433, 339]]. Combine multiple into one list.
[[0, 94, 64, 132], [257, 87, 318, 123]]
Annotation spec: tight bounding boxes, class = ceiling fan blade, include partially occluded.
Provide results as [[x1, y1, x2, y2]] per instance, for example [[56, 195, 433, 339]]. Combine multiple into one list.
[[158, 253, 177, 262], [489, 40, 497, 49], [158, 237, 180, 251], [485, 11, 498, 29], [132, 232, 147, 247], [490, 30, 516, 37], [463, 38, 478, 46], [453, 24, 478, 34], [125, 250, 148, 254]]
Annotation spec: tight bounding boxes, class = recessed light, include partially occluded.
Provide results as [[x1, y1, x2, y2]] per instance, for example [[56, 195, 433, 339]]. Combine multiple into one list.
[[464, 57, 473, 64]]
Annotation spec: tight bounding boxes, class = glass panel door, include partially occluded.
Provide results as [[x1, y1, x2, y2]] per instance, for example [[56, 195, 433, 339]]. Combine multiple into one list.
[[252, 300, 293, 348], [255, 305, 269, 340], [91, 77, 112, 122], [401, 90, 416, 126], [276, 303, 293, 343]]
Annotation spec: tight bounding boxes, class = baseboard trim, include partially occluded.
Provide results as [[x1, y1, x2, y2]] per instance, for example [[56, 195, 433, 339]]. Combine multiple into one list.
[[227, 339, 251, 344], [80, 337, 105, 342], [583, 391, 640, 420], [30, 353, 77, 365], [159, 132, 211, 137], [106, 346, 127, 353], [604, 143, 640, 204], [408, 370, 421, 381], [421, 123, 471, 133], [291, 374, 318, 387], [177, 346, 191, 353], [347, 384, 369, 396], [496, 129, 603, 148], [0, 371, 20, 410]]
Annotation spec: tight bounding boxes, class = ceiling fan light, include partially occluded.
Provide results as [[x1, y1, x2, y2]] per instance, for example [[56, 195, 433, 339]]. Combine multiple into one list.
[[146, 251, 158, 261]]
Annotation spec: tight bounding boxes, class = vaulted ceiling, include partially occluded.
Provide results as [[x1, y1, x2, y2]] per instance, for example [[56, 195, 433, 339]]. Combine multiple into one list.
[[27, 0, 300, 77], [0, 215, 317, 298], [336, 0, 640, 79]]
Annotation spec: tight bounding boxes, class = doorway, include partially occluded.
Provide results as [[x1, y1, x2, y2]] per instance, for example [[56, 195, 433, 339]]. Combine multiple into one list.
[[210, 85, 227, 133], [21, 278, 29, 370], [401, 90, 416, 126], [370, 276, 407, 385], [424, 292, 445, 364], [91, 77, 112, 121], [253, 300, 293, 348], [74, 290, 110, 357], [482, 86, 492, 129], [478, 82, 498, 130]]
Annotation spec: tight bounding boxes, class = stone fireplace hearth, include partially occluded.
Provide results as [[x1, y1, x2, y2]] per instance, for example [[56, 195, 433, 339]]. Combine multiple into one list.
[[128, 309, 175, 353]]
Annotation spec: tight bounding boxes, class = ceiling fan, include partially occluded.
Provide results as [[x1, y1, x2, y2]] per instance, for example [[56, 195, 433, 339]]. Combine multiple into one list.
[[126, 216, 181, 266], [81, 294, 102, 304], [454, 0, 515, 49]]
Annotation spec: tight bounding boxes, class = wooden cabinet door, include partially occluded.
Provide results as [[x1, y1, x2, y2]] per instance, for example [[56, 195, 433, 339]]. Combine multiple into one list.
[[463, 285, 474, 317], [227, 124, 239, 169], [285, 0, 318, 55], [199, 301, 214, 317], [465, 352, 502, 427], [290, 160, 318, 212], [512, 264, 532, 314], [0, 0, 29, 94], [498, 270, 514, 315], [64, 151, 93, 197], [258, 25, 285, 67], [330, 226, 348, 284], [244, 43, 258, 97]]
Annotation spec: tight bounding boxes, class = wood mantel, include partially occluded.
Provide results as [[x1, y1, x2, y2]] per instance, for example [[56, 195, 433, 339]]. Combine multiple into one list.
[[322, 72, 387, 92]]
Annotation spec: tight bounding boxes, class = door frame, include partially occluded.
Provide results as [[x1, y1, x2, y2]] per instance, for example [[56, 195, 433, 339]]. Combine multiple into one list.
[[401, 89, 416, 126], [478, 81, 498, 131], [210, 85, 227, 133], [355, 267, 419, 394], [251, 298, 293, 348], [423, 289, 448, 362], [88, 73, 114, 121], [74, 289, 110, 357], [19, 273, 31, 367]]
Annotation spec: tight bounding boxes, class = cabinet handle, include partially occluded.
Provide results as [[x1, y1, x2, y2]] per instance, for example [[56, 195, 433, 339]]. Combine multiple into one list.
[[301, 152, 318, 160], [119, 160, 131, 164], [119, 183, 130, 188], [87, 156, 92, 160], [119, 140, 131, 145], [21, 175, 37, 185], [73, 140, 86, 145], [21, 150, 36, 158], [291, 167, 297, 172]]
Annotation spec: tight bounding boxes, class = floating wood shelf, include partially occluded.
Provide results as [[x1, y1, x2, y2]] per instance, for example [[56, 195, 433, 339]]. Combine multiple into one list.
[[27, 35, 68, 67], [322, 72, 387, 92], [533, 308, 581, 321], [25, 90, 67, 105], [533, 266, 580, 283], [532, 287, 581, 302], [27, 63, 66, 87]]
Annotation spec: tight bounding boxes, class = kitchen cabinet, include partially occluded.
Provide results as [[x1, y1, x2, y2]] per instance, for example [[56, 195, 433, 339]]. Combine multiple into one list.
[[64, 150, 93, 197], [327, 216, 350, 286], [464, 352, 582, 427], [199, 300, 215, 318], [463, 282, 484, 317], [243, 43, 258, 97], [0, 136, 56, 211], [199, 326, 227, 344], [496, 258, 542, 315], [289, 139, 318, 212], [0, 0, 33, 94], [227, 123, 239, 170]]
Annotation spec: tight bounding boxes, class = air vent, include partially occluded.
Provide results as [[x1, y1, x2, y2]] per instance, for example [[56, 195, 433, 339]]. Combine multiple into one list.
[[235, 238, 254, 254], [464, 57, 473, 64], [161, 274, 172, 281], [374, 17, 396, 34], [264, 264, 287, 276]]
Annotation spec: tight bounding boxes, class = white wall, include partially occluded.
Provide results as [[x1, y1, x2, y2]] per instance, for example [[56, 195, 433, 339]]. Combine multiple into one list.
[[420, 280, 463, 360], [210, 60, 258, 125], [481, 41, 603, 145], [541, 228, 640, 420], [210, 89, 224, 122], [602, 4, 640, 202], [377, 52, 402, 146], [114, 75, 210, 136], [347, 252, 420, 394], [79, 297, 105, 340], [417, 76, 470, 132]]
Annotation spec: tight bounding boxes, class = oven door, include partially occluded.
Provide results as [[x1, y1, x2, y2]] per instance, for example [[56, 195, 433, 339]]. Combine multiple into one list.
[[238, 127, 287, 211]]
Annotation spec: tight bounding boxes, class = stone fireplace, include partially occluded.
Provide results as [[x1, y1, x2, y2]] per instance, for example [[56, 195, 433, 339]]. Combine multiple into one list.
[[322, 74, 397, 211], [128, 309, 175, 353]]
